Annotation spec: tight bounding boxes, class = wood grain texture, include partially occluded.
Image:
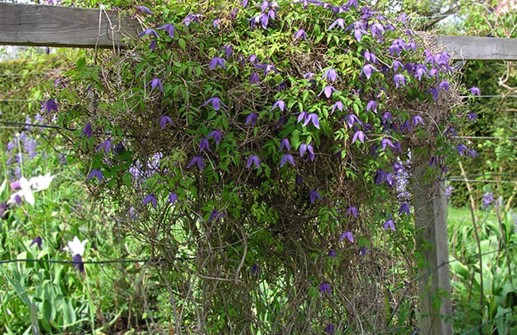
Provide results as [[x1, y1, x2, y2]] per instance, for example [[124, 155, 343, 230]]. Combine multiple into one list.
[[436, 35, 517, 60], [0, 3, 139, 48]]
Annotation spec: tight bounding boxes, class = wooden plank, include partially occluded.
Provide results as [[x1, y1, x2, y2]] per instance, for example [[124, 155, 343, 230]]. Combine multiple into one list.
[[436, 35, 517, 60], [413, 163, 453, 335], [0, 3, 139, 48]]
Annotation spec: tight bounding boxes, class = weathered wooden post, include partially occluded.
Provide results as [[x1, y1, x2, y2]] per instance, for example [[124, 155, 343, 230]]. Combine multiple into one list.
[[413, 163, 453, 335]]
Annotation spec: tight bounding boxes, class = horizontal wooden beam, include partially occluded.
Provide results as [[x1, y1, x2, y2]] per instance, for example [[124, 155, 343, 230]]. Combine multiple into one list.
[[0, 3, 139, 48], [435, 35, 517, 61]]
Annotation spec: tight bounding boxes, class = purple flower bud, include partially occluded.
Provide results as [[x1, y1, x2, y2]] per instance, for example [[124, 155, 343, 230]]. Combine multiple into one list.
[[251, 263, 260, 276], [83, 123, 93, 138], [309, 189, 321, 203], [470, 86, 481, 96], [328, 250, 337, 257], [383, 218, 396, 231], [245, 113, 258, 126], [72, 254, 85, 273], [199, 138, 210, 152], [159, 115, 173, 130], [224, 44, 233, 58], [331, 101, 344, 114], [201, 97, 226, 111], [138, 28, 158, 38], [294, 28, 307, 40], [30, 236, 43, 250], [324, 323, 335, 335], [322, 68, 338, 82], [41, 99, 58, 113], [208, 129, 223, 145]]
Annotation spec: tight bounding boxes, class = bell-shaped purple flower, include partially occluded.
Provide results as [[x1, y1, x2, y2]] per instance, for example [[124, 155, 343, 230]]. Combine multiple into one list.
[[157, 24, 176, 38], [187, 156, 205, 171], [199, 138, 210, 152], [138, 28, 158, 38], [346, 206, 358, 217], [208, 129, 223, 145], [320, 85, 336, 98], [324, 323, 335, 335], [209, 57, 226, 70], [41, 99, 58, 113], [136, 5, 152, 15], [366, 100, 377, 113], [159, 115, 173, 130], [280, 154, 295, 167], [361, 64, 377, 79], [168, 192, 178, 205], [294, 28, 307, 40], [87, 169, 103, 182], [393, 74, 406, 88], [339, 231, 354, 243], [328, 18, 345, 30], [143, 194, 158, 208], [279, 138, 291, 151], [309, 189, 321, 203], [470, 86, 481, 96], [352, 130, 366, 144], [245, 113, 258, 126], [249, 72, 260, 84], [399, 203, 410, 215], [72, 254, 85, 273], [201, 97, 226, 111], [319, 281, 331, 295], [246, 155, 261, 169], [331, 101, 344, 114], [383, 218, 396, 231], [30, 236, 43, 250], [96, 139, 112, 154], [328, 250, 337, 257], [322, 68, 338, 82], [148, 78, 164, 93], [83, 122, 93, 138], [271, 100, 285, 112]]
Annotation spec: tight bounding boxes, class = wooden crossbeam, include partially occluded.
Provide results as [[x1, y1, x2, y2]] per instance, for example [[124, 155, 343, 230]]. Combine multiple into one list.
[[0, 3, 139, 48]]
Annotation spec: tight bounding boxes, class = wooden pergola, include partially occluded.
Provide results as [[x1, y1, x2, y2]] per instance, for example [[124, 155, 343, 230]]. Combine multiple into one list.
[[1, 3, 516, 335]]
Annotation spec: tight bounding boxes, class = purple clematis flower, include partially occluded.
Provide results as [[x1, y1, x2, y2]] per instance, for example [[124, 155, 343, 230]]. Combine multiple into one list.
[[439, 80, 450, 91], [328, 18, 345, 30], [399, 203, 410, 215], [209, 57, 226, 70], [208, 129, 223, 145], [319, 281, 331, 295], [393, 74, 406, 88], [331, 101, 344, 114], [272, 100, 285, 112], [143, 194, 158, 208], [309, 189, 321, 203], [352, 130, 366, 144], [157, 24, 176, 38], [482, 192, 493, 208], [381, 138, 395, 151], [148, 78, 164, 92], [149, 40, 157, 51], [383, 218, 396, 231], [199, 138, 210, 152], [347, 206, 358, 217], [251, 263, 260, 276], [280, 154, 295, 167], [41, 99, 58, 113], [87, 169, 103, 182], [83, 123, 93, 138], [224, 44, 233, 58], [30, 236, 43, 250], [294, 28, 307, 40], [187, 156, 205, 171], [412, 115, 424, 126], [456, 144, 468, 156], [201, 97, 226, 111], [364, 50, 377, 63], [249, 72, 260, 84], [168, 192, 178, 205], [361, 64, 377, 79], [245, 113, 258, 126], [96, 139, 112, 154], [136, 6, 152, 15], [246, 155, 261, 169], [339, 231, 354, 243], [138, 28, 158, 38], [366, 100, 377, 113], [322, 68, 338, 82], [320, 85, 336, 98], [183, 14, 201, 26], [298, 112, 320, 128], [159, 115, 173, 129], [280, 138, 291, 151], [208, 209, 223, 222], [324, 323, 335, 335], [470, 86, 481, 96], [328, 250, 337, 257], [299, 143, 315, 161], [72, 254, 85, 273], [295, 174, 303, 187]]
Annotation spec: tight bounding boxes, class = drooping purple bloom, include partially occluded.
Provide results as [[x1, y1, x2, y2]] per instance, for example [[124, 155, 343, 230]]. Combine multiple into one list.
[[381, 138, 395, 151], [183, 14, 201, 26], [393, 74, 406, 88], [370, 22, 385, 40], [168, 192, 178, 205], [439, 80, 450, 91], [359, 246, 367, 256], [350, 21, 367, 41], [280, 154, 295, 167], [445, 185, 454, 198], [271, 100, 285, 112], [324, 323, 335, 335], [143, 194, 158, 208], [208, 209, 223, 223], [201, 97, 226, 111], [303, 72, 315, 79], [309, 189, 321, 203], [328, 18, 345, 30], [96, 139, 112, 154], [399, 203, 410, 215], [159, 115, 173, 129], [328, 250, 337, 257], [224, 44, 233, 58], [149, 39, 157, 51], [280, 138, 291, 151], [72, 254, 85, 273], [470, 86, 481, 96], [249, 72, 260, 84], [361, 64, 377, 79], [468, 113, 477, 121], [412, 115, 424, 126], [251, 263, 260, 276], [87, 169, 103, 182], [347, 206, 358, 217], [364, 50, 377, 63], [246, 155, 261, 169], [331, 101, 344, 114], [209, 57, 226, 70], [299, 143, 315, 161], [245, 113, 258, 126], [30, 236, 43, 250], [366, 100, 377, 113], [319, 281, 331, 295], [294, 28, 307, 40], [392, 60, 403, 72], [83, 123, 93, 138], [199, 138, 210, 152], [241, 0, 249, 7], [320, 85, 336, 98], [295, 174, 303, 187], [322, 68, 338, 82], [414, 64, 427, 81], [136, 5, 152, 15], [157, 24, 176, 38], [41, 99, 58, 113], [298, 113, 320, 128], [339, 231, 354, 243], [456, 144, 468, 156], [187, 156, 205, 171], [383, 218, 396, 231], [352, 130, 366, 144], [208, 129, 223, 145], [138, 28, 158, 38], [148, 77, 164, 92], [482, 192, 494, 208]]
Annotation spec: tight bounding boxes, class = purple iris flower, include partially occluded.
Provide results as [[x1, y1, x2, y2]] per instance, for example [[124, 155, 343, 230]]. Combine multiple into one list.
[[136, 5, 152, 14], [299, 143, 315, 161], [187, 156, 205, 171], [143, 194, 158, 208], [201, 97, 226, 111], [361, 64, 377, 79], [83, 123, 93, 138], [96, 139, 112, 154], [246, 155, 261, 169], [272, 100, 285, 112], [352, 130, 366, 144], [41, 99, 58, 113], [339, 231, 354, 243], [138, 28, 158, 38], [208, 129, 223, 145], [331, 101, 344, 114], [399, 203, 410, 215], [394, 74, 406, 88], [148, 78, 164, 92], [319, 281, 331, 295], [157, 24, 176, 38], [249, 72, 260, 84], [159, 115, 173, 129], [209, 57, 226, 70], [309, 189, 321, 203], [347, 206, 358, 217], [280, 138, 291, 151], [320, 85, 336, 98], [199, 138, 210, 152], [280, 154, 295, 167], [87, 169, 103, 182], [470, 86, 481, 96], [168, 192, 178, 205], [322, 68, 338, 82], [72, 254, 85, 273], [30, 236, 43, 250], [328, 18, 345, 30], [383, 218, 396, 231], [294, 28, 307, 40]]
